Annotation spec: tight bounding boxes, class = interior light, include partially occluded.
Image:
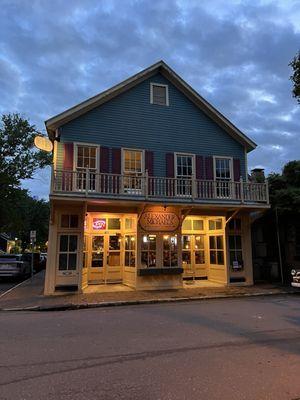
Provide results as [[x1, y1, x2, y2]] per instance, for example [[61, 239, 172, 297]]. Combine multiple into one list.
[[143, 236, 148, 243]]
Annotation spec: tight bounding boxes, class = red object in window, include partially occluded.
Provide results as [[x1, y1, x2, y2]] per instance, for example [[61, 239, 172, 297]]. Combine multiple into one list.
[[93, 218, 106, 230]]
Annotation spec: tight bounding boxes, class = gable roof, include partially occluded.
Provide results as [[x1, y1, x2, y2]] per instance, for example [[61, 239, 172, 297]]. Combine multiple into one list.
[[45, 60, 257, 152]]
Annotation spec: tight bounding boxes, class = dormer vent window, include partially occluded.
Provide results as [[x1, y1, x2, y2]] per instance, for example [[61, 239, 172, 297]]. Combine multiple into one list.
[[150, 83, 169, 106]]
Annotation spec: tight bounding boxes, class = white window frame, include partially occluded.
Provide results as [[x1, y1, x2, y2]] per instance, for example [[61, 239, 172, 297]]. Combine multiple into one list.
[[121, 148, 145, 194], [73, 142, 100, 172], [174, 152, 195, 197], [73, 142, 99, 192], [57, 233, 79, 276], [213, 156, 233, 181], [175, 152, 195, 178], [150, 83, 169, 106], [122, 148, 145, 175]]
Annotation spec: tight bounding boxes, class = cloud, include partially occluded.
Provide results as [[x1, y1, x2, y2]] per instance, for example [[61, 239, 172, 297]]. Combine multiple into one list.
[[0, 0, 299, 196]]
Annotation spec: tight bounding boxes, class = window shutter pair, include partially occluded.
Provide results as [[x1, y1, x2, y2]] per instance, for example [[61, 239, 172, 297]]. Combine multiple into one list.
[[103, 148, 154, 175], [165, 153, 241, 180], [166, 153, 207, 179]]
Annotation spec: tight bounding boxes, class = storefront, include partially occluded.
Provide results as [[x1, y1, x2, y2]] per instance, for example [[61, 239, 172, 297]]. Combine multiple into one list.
[[44, 201, 254, 294]]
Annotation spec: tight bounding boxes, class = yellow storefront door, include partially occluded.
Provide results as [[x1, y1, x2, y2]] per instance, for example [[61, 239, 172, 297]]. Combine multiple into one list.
[[182, 234, 208, 279], [88, 233, 122, 283]]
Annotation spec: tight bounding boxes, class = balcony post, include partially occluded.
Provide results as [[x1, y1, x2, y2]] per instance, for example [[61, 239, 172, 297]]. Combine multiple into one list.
[[85, 168, 89, 196], [265, 179, 269, 204], [192, 174, 196, 200], [145, 169, 149, 199], [240, 176, 244, 203]]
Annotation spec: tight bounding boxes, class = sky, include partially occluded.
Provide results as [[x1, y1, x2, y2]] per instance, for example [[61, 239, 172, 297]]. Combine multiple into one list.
[[0, 0, 299, 199]]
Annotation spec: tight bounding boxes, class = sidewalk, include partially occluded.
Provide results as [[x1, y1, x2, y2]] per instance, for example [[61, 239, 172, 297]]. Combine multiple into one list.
[[0, 271, 297, 311]]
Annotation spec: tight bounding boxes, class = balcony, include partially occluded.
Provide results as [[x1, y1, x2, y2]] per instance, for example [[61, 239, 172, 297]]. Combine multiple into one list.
[[51, 169, 269, 204]]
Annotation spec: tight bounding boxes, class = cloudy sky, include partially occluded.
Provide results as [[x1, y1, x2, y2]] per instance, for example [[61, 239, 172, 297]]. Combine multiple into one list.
[[0, 0, 299, 198]]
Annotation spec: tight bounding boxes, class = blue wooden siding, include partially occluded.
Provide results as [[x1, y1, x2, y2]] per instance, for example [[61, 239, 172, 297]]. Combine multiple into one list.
[[59, 73, 247, 178]]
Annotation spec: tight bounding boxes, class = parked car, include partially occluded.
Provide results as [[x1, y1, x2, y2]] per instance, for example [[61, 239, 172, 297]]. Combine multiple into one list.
[[21, 253, 46, 273], [0, 254, 31, 279], [291, 269, 300, 288]]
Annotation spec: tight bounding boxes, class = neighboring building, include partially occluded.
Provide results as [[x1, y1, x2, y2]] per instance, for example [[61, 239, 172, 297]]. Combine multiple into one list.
[[44, 61, 269, 295]]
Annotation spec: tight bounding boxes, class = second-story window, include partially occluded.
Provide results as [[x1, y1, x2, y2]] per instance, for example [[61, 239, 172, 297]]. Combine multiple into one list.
[[175, 153, 194, 196], [76, 145, 98, 191], [214, 157, 232, 198], [150, 83, 169, 106], [123, 149, 144, 193]]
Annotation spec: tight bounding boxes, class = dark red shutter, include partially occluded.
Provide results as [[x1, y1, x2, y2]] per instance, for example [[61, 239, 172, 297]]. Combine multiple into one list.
[[166, 153, 175, 178], [100, 146, 109, 173], [63, 143, 73, 191], [145, 150, 154, 176], [111, 148, 121, 174], [63, 143, 74, 170], [196, 155, 204, 180], [233, 158, 241, 181], [205, 156, 214, 180]]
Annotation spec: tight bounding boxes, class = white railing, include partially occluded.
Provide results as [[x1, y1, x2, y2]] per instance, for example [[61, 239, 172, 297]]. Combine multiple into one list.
[[51, 169, 269, 203]]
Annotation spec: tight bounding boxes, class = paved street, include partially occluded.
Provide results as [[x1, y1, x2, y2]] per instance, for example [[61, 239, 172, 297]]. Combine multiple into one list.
[[1, 295, 300, 400]]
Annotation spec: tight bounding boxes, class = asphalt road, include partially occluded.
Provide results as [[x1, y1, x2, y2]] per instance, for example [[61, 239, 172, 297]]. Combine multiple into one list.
[[1, 295, 300, 400]]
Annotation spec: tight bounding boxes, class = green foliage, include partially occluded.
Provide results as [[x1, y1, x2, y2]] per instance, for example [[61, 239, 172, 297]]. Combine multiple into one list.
[[0, 113, 51, 250], [268, 161, 300, 214], [289, 52, 300, 103], [2, 188, 50, 251]]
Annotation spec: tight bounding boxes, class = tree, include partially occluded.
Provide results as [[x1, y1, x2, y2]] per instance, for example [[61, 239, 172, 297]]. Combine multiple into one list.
[[268, 160, 300, 214], [0, 113, 51, 230], [290, 52, 300, 103]]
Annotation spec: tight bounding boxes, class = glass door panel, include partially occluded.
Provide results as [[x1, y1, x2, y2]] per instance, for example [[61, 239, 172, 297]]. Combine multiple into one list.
[[194, 235, 205, 265], [107, 234, 121, 267], [91, 235, 104, 268]]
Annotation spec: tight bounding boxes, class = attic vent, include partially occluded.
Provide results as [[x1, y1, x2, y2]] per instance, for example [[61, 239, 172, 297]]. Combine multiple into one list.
[[150, 83, 169, 106]]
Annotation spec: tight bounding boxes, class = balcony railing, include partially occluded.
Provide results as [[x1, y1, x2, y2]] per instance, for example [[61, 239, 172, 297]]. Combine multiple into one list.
[[51, 169, 269, 204]]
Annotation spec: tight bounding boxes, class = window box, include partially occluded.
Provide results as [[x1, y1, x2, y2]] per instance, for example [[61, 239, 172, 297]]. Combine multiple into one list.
[[138, 267, 183, 276]]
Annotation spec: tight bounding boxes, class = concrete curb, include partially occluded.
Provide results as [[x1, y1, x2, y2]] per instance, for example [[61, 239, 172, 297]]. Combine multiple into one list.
[[0, 289, 298, 312]]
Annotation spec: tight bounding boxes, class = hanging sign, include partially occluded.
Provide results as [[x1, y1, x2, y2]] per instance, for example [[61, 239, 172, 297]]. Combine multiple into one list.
[[139, 211, 180, 232], [34, 136, 53, 152], [92, 218, 106, 230]]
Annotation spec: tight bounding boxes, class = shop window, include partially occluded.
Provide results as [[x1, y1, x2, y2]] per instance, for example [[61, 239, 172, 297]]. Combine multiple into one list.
[[209, 218, 223, 230], [209, 235, 224, 265], [163, 235, 178, 267], [228, 218, 243, 270], [182, 235, 191, 265], [195, 235, 205, 264], [228, 218, 241, 231], [91, 236, 104, 268], [125, 218, 134, 230], [61, 214, 79, 228], [229, 235, 243, 270], [108, 218, 121, 230], [83, 235, 88, 269], [125, 235, 136, 267], [58, 234, 78, 271], [182, 219, 192, 230], [141, 235, 156, 268], [193, 220, 203, 230]]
